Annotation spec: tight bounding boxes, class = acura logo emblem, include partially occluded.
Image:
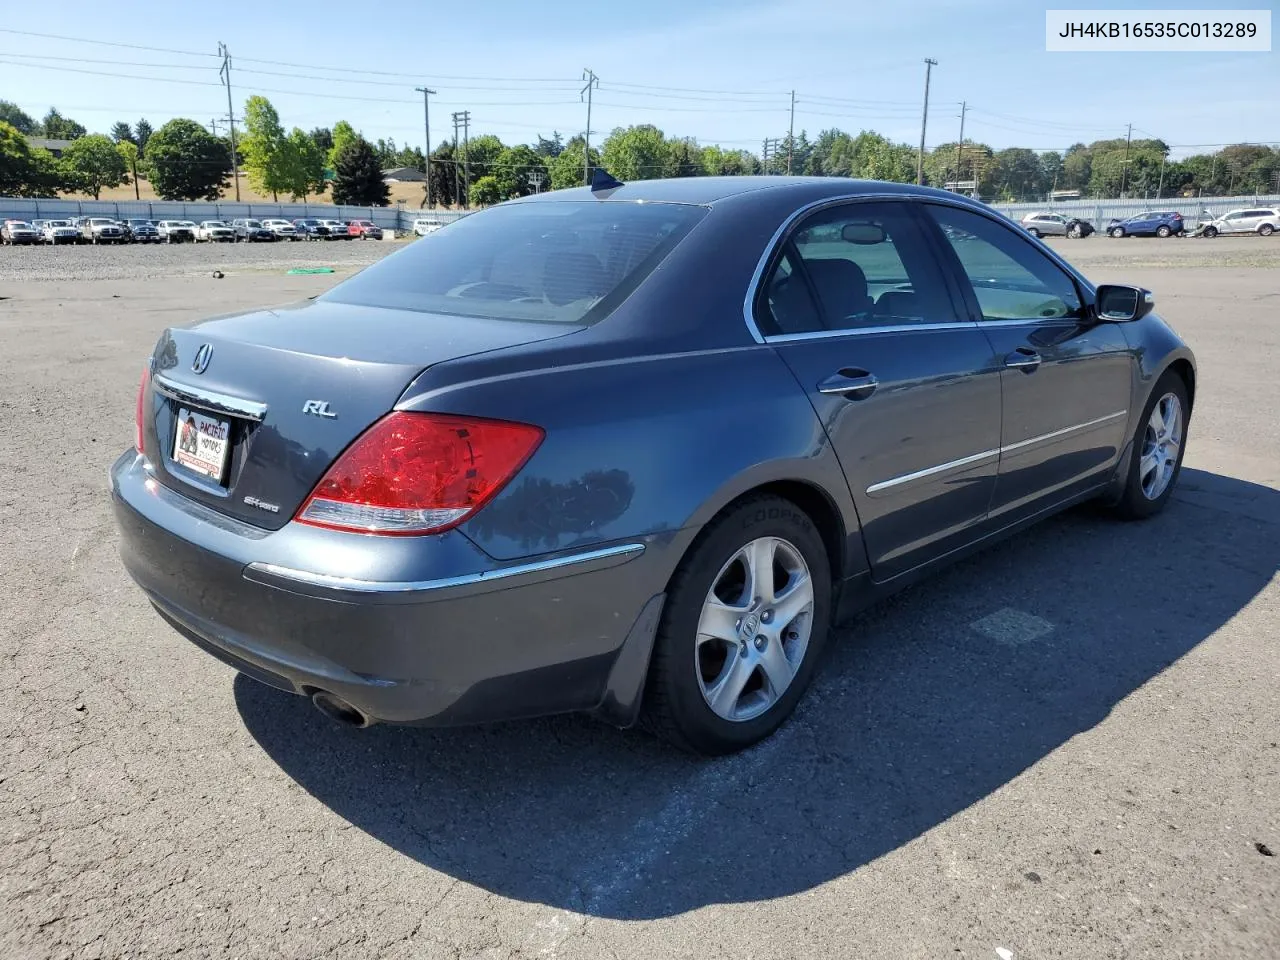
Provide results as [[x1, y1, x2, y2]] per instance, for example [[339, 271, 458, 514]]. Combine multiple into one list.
[[191, 343, 213, 374]]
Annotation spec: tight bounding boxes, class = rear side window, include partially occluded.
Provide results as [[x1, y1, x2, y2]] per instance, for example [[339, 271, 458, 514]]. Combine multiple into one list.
[[758, 200, 960, 336], [924, 204, 1084, 322], [323, 201, 706, 324]]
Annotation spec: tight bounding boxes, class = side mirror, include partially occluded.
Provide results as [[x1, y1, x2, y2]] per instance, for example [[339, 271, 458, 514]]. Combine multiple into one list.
[[1095, 284, 1155, 322]]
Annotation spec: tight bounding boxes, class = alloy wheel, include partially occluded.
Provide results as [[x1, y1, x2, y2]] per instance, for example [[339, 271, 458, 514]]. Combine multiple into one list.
[[695, 536, 814, 722], [1139, 392, 1183, 501]]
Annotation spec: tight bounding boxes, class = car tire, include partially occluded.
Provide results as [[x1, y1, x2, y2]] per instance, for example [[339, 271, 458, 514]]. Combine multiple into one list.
[[1203, 226, 1218, 239], [1156, 225, 1172, 238], [1067, 224, 1082, 238], [1111, 370, 1190, 521], [641, 494, 833, 755], [1026, 227, 1040, 238], [1110, 227, 1125, 238], [1260, 224, 1275, 237]]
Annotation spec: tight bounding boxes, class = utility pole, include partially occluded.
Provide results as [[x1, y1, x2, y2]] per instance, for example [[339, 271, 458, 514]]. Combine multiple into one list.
[[451, 112, 462, 208], [1120, 122, 1133, 197], [917, 58, 937, 186], [953, 101, 966, 189], [762, 137, 780, 173], [217, 42, 240, 201], [1156, 154, 1166, 198], [462, 111, 470, 204], [581, 68, 598, 185], [415, 86, 436, 207], [787, 90, 796, 174]]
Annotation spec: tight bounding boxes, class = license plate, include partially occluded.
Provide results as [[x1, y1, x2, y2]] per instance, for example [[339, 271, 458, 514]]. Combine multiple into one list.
[[173, 407, 231, 481]]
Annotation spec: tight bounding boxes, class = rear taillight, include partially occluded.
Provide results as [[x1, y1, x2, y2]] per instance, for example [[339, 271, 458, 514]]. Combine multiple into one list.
[[134, 365, 149, 453], [295, 412, 544, 536]]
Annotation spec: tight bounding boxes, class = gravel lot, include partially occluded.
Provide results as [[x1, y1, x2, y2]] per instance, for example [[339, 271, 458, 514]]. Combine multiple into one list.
[[1, 237, 1277, 959]]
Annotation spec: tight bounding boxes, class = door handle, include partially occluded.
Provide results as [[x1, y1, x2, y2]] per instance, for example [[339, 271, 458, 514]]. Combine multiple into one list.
[[818, 369, 878, 399], [1004, 348, 1041, 372]]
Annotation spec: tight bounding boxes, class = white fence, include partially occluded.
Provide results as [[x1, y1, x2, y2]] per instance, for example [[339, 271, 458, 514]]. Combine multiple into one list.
[[0, 197, 468, 234], [990, 194, 1280, 225], [7, 191, 1279, 235]]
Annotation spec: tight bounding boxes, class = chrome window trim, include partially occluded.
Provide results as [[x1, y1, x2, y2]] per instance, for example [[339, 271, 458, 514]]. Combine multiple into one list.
[[153, 374, 268, 422], [741, 191, 1098, 346], [864, 410, 1129, 495], [245, 542, 646, 596]]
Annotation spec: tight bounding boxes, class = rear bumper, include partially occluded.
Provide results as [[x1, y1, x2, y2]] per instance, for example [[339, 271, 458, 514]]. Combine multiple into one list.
[[109, 451, 665, 726]]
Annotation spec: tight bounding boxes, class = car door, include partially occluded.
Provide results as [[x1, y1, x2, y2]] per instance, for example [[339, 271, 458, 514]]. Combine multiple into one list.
[[920, 203, 1133, 525], [754, 199, 1003, 581]]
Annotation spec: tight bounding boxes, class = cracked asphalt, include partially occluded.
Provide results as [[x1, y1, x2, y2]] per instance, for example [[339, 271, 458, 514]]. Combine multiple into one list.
[[1, 237, 1277, 959]]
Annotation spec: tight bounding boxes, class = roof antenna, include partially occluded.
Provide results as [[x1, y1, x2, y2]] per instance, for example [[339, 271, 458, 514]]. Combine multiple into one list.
[[590, 167, 624, 196]]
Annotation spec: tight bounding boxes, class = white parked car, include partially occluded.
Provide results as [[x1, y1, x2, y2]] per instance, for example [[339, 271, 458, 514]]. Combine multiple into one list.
[[261, 218, 299, 240], [412, 217, 445, 236], [195, 221, 236, 241], [196, 220, 236, 243], [42, 220, 79, 245], [1200, 207, 1280, 238], [155, 220, 196, 243]]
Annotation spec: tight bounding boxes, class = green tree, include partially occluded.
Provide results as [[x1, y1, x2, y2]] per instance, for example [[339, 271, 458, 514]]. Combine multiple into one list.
[[146, 118, 231, 201], [469, 175, 503, 206], [282, 127, 326, 200], [117, 140, 141, 200], [39, 108, 86, 140], [135, 118, 153, 155], [493, 144, 548, 197], [331, 136, 389, 206], [666, 138, 701, 177], [535, 132, 564, 158], [549, 136, 598, 189], [462, 134, 505, 188], [310, 127, 333, 154], [0, 101, 36, 134], [110, 121, 135, 144], [328, 120, 357, 170], [59, 134, 128, 199], [241, 96, 289, 201], [1040, 151, 1064, 191], [701, 144, 760, 176], [601, 124, 669, 181], [426, 140, 458, 207], [0, 121, 63, 196], [991, 147, 1047, 201]]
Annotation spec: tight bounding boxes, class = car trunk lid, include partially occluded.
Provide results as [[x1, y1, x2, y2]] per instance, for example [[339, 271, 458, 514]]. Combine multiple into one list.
[[145, 299, 581, 530]]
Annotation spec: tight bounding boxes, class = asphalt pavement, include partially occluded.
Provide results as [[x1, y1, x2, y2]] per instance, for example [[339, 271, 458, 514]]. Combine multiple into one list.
[[0, 237, 1276, 959]]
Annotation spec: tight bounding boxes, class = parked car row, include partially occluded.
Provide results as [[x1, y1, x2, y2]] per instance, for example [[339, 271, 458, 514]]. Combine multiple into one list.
[[1019, 206, 1280, 240], [2, 216, 390, 246]]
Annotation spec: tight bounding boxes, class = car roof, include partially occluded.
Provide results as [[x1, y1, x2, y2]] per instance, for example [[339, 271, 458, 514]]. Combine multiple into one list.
[[515, 175, 968, 207]]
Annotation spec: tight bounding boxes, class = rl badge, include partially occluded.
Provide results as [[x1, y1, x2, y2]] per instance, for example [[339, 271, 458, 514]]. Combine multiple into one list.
[[173, 407, 231, 480]]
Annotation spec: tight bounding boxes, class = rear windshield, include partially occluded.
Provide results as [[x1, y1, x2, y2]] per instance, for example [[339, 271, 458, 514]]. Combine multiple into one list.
[[321, 200, 706, 324]]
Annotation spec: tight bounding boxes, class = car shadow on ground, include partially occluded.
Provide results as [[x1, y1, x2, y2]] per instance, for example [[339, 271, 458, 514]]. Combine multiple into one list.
[[235, 468, 1278, 920]]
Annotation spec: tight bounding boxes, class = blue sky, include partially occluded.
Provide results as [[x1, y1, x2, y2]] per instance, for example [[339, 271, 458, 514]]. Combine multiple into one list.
[[2, 0, 1275, 159]]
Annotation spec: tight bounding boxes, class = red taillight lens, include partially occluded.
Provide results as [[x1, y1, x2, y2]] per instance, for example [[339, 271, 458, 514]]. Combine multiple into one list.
[[134, 366, 149, 453], [295, 411, 544, 536]]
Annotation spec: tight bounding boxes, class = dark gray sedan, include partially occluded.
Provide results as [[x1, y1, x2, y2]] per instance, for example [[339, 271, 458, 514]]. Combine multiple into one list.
[[111, 176, 1196, 754]]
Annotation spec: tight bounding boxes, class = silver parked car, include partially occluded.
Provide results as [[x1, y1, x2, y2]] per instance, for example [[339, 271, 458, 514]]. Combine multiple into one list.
[[1200, 207, 1280, 238], [81, 217, 126, 244], [1019, 211, 1096, 239]]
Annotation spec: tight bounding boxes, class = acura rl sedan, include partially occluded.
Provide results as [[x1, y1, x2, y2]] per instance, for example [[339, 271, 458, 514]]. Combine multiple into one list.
[[111, 175, 1196, 755]]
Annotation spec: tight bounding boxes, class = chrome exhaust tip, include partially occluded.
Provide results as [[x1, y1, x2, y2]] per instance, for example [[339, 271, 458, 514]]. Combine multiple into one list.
[[310, 690, 372, 729]]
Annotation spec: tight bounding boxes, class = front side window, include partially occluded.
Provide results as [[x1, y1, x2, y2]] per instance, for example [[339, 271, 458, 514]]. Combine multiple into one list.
[[757, 201, 959, 336], [323, 200, 706, 325], [924, 204, 1083, 322]]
